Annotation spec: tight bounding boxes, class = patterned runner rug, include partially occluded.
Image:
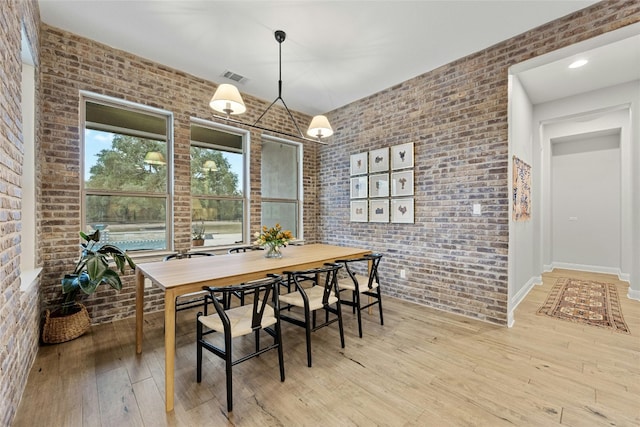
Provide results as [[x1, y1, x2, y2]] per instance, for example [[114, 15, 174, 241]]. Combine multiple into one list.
[[537, 277, 630, 334]]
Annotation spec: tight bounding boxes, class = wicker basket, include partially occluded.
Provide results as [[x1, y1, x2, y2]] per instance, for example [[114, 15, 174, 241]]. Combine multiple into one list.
[[42, 303, 91, 344]]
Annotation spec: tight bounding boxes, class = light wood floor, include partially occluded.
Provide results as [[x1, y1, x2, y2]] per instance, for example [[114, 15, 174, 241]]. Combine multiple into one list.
[[14, 270, 640, 426]]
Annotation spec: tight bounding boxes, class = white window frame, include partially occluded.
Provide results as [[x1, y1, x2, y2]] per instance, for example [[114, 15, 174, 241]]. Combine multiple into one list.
[[80, 91, 174, 253], [190, 118, 251, 246], [19, 24, 41, 291], [260, 135, 304, 240]]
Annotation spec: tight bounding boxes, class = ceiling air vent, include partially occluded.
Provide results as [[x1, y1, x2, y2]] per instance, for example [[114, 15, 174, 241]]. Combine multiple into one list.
[[222, 70, 248, 84]]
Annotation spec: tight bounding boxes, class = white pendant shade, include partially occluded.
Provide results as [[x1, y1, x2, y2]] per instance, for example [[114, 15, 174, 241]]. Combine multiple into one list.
[[210, 84, 246, 115], [143, 151, 166, 165], [202, 160, 218, 172], [307, 115, 334, 139]]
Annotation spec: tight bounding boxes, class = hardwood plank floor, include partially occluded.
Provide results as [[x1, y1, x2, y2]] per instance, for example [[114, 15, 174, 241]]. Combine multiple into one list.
[[13, 270, 639, 426]]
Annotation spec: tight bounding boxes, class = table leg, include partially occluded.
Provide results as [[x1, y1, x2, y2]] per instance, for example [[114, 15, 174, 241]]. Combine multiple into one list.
[[165, 290, 176, 412], [135, 268, 144, 354], [368, 258, 373, 315]]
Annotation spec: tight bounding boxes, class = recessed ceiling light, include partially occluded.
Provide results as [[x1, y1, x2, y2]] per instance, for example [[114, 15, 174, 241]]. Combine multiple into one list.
[[569, 59, 588, 69]]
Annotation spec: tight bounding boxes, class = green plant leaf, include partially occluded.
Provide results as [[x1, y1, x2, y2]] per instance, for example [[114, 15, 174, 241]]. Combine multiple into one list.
[[85, 254, 108, 281], [80, 278, 100, 294], [101, 269, 123, 291], [113, 254, 125, 274]]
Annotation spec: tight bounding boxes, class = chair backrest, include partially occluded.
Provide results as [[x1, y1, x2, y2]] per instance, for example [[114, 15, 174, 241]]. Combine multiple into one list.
[[204, 275, 282, 330], [163, 252, 214, 261], [227, 246, 264, 254], [284, 263, 342, 305], [336, 253, 383, 290]]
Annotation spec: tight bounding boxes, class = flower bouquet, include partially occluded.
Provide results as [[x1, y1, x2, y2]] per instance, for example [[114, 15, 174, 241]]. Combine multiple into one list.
[[253, 223, 294, 258]]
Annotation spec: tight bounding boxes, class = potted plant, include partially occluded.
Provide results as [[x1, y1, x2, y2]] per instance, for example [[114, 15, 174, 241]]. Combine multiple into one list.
[[192, 220, 206, 246], [42, 230, 136, 344]]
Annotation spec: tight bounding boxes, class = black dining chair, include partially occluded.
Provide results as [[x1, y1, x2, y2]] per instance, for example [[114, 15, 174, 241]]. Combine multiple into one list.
[[278, 263, 344, 367], [196, 275, 285, 412], [227, 245, 264, 254], [163, 252, 217, 319], [226, 246, 264, 306], [335, 253, 384, 338]]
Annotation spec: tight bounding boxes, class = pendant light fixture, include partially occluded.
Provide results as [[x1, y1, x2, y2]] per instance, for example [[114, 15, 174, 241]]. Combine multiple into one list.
[[143, 151, 166, 166], [209, 30, 333, 143]]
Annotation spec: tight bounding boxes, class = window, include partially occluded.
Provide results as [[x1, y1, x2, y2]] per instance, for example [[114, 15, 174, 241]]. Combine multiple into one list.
[[261, 138, 302, 239], [20, 24, 40, 290], [190, 122, 248, 247], [82, 94, 172, 251]]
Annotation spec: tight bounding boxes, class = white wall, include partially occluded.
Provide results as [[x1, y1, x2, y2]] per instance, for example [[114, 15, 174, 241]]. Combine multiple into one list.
[[534, 81, 638, 296], [551, 134, 621, 270], [633, 84, 640, 300], [507, 75, 540, 326]]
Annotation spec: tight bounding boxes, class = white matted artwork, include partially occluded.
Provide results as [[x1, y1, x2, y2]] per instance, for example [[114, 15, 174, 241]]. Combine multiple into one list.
[[350, 152, 368, 176], [369, 147, 389, 173], [369, 199, 389, 223], [350, 176, 368, 199], [391, 170, 414, 196], [350, 200, 368, 222], [369, 173, 389, 198], [391, 142, 414, 170], [391, 198, 414, 223]]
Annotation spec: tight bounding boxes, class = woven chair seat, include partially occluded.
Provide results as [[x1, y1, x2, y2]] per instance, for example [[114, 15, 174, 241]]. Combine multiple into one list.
[[198, 302, 277, 338], [339, 274, 379, 292], [279, 286, 338, 311]]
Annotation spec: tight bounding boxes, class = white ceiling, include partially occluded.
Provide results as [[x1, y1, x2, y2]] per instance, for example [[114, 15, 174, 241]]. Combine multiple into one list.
[[517, 32, 640, 104], [38, 0, 627, 115]]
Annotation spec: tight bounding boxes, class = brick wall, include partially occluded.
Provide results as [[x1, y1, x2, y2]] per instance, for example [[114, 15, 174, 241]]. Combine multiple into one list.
[[0, 0, 41, 425], [319, 0, 640, 324], [38, 25, 319, 324]]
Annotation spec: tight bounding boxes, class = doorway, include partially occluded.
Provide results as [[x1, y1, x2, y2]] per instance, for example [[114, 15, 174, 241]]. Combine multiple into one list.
[[507, 24, 640, 325]]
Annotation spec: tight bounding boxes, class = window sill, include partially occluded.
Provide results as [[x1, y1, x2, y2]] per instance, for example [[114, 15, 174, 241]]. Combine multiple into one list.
[[20, 267, 43, 293]]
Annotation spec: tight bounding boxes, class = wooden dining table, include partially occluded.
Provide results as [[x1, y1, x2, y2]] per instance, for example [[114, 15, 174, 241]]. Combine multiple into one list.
[[135, 243, 371, 412]]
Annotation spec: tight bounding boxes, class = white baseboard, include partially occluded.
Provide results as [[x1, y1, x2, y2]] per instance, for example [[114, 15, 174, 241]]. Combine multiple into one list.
[[549, 262, 629, 281], [508, 275, 542, 328], [628, 288, 640, 301]]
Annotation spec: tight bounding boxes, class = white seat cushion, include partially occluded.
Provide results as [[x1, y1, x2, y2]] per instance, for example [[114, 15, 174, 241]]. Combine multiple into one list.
[[279, 286, 337, 311], [198, 302, 277, 338], [340, 274, 379, 292]]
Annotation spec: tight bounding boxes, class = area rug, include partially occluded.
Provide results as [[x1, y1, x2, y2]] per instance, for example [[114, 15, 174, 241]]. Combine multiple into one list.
[[537, 277, 630, 334]]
